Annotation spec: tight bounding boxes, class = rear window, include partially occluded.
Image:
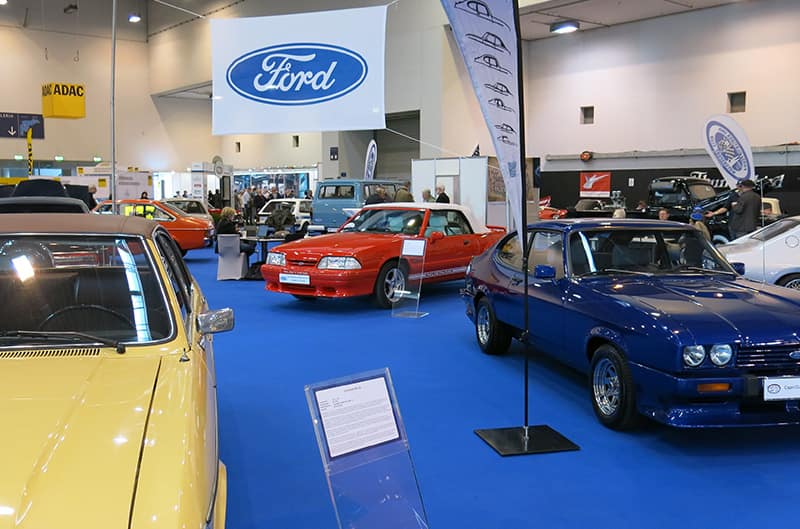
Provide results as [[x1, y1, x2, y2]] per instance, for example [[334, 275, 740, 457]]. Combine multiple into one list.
[[299, 202, 312, 213], [0, 235, 172, 343]]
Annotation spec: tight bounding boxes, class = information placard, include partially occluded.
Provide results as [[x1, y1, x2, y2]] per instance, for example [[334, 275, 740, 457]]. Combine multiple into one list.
[[315, 376, 399, 458], [306, 369, 429, 529]]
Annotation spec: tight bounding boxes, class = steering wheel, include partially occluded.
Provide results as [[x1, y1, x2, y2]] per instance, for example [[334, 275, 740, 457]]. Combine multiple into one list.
[[39, 304, 134, 332]]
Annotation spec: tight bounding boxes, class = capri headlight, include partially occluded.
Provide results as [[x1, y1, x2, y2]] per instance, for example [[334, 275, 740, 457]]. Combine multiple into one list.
[[709, 344, 733, 366], [266, 252, 285, 266], [318, 256, 362, 270], [683, 345, 706, 367]]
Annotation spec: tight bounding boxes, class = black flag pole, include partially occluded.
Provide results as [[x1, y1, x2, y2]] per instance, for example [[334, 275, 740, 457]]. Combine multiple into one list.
[[474, 0, 579, 456]]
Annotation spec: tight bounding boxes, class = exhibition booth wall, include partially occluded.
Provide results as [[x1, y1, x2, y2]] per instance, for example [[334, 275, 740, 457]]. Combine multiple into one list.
[[0, 25, 219, 169]]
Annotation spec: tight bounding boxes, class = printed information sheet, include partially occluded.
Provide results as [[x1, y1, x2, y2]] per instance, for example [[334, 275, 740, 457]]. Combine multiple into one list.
[[315, 376, 400, 458]]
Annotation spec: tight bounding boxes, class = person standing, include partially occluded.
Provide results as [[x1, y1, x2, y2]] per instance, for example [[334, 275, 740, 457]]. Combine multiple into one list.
[[365, 187, 387, 204], [435, 185, 450, 203], [421, 189, 434, 202], [86, 185, 98, 210], [395, 181, 413, 202], [707, 179, 760, 239], [241, 187, 252, 224]]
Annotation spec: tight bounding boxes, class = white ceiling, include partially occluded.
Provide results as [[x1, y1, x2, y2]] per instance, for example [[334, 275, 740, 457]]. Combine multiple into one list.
[[0, 0, 744, 41]]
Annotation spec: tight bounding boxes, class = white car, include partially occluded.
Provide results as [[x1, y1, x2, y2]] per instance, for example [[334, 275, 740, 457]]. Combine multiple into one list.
[[718, 216, 800, 289], [163, 198, 214, 224], [257, 198, 312, 231]]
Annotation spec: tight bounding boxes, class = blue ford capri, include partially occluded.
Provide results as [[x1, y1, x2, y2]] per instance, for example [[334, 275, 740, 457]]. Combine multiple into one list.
[[462, 219, 800, 429]]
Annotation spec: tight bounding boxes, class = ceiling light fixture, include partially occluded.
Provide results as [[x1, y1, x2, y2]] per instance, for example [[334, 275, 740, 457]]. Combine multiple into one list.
[[550, 20, 580, 34], [128, 12, 141, 23], [0, 0, 9, 7]]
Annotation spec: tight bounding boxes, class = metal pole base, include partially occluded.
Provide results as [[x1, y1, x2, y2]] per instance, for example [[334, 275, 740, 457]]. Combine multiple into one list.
[[475, 425, 579, 456]]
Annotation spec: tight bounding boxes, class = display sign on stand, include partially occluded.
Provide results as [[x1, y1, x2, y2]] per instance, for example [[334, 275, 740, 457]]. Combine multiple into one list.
[[392, 239, 428, 319], [306, 368, 429, 529]]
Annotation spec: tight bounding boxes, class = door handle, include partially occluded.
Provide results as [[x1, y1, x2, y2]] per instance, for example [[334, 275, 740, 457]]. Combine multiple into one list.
[[463, 240, 470, 245], [510, 277, 522, 286]]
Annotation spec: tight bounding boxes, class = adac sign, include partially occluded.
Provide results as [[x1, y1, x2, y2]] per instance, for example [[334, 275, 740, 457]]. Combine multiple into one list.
[[226, 44, 367, 106], [41, 82, 86, 118]]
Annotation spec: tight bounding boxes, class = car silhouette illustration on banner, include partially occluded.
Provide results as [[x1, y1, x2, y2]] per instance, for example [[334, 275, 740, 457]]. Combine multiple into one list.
[[226, 43, 368, 105], [466, 31, 509, 54], [474, 54, 511, 74], [455, 0, 510, 30], [485, 81, 512, 96]]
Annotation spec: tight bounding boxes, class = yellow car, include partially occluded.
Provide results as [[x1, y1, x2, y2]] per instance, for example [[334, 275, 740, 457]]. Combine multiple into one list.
[[0, 213, 232, 528]]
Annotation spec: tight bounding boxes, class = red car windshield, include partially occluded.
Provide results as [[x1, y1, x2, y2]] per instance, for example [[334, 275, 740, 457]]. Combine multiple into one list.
[[342, 208, 426, 235]]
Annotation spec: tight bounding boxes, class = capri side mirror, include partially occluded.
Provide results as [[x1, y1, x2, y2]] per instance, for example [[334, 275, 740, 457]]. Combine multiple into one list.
[[533, 264, 556, 279]]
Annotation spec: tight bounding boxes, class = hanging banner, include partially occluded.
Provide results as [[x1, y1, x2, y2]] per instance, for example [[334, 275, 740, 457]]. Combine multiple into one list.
[[579, 171, 611, 197], [211, 6, 386, 135], [440, 0, 523, 234], [363, 139, 377, 180], [702, 114, 755, 190]]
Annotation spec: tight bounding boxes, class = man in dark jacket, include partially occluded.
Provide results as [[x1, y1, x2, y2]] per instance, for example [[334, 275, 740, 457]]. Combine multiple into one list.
[[435, 185, 450, 203], [707, 179, 761, 239]]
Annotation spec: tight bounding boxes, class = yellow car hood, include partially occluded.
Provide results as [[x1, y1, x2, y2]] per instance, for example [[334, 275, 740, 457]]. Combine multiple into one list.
[[0, 353, 160, 529]]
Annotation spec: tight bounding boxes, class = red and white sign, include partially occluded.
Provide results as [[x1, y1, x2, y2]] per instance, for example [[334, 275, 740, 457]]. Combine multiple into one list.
[[579, 172, 611, 197]]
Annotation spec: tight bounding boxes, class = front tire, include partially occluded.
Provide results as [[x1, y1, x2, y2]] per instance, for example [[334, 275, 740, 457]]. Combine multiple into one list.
[[374, 261, 407, 309], [777, 273, 800, 290], [590, 344, 639, 430], [475, 297, 511, 355]]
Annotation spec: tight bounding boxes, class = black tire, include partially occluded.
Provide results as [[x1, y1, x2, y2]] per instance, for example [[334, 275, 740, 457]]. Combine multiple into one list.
[[777, 273, 800, 290], [590, 344, 639, 430], [374, 260, 407, 309], [475, 297, 511, 355]]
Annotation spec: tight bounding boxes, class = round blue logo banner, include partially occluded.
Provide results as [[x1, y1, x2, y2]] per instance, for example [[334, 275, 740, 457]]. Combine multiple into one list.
[[226, 43, 368, 106], [703, 116, 754, 186]]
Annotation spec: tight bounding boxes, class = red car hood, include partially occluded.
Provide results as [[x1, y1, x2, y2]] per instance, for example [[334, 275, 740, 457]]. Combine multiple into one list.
[[274, 232, 403, 259]]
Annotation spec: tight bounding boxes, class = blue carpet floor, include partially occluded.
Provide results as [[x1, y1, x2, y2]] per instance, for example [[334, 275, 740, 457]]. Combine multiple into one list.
[[184, 247, 800, 529]]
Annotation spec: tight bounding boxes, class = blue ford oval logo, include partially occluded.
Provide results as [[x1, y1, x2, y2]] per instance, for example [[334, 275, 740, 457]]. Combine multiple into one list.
[[705, 119, 751, 182], [789, 351, 800, 360], [226, 43, 368, 106]]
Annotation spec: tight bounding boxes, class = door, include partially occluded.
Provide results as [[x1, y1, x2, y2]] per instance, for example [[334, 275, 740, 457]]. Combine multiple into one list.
[[423, 209, 478, 279], [506, 230, 566, 353]]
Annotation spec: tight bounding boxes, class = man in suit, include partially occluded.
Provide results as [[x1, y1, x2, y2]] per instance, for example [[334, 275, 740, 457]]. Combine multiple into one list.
[[435, 185, 450, 203]]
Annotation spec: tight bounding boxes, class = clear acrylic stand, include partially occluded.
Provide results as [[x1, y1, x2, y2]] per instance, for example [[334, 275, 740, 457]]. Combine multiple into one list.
[[305, 369, 429, 529], [392, 239, 428, 319]]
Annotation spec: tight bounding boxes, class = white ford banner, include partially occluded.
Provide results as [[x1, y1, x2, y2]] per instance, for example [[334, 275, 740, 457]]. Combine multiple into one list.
[[441, 0, 523, 235], [211, 6, 386, 135]]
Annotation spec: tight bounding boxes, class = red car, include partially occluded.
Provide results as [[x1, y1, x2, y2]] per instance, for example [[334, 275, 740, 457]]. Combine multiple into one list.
[[539, 206, 568, 219], [95, 199, 215, 255], [261, 203, 506, 307]]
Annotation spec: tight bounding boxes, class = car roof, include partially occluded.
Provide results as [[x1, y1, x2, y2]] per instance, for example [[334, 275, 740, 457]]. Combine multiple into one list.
[[0, 212, 159, 236], [531, 218, 691, 231], [652, 176, 713, 185], [266, 198, 310, 203], [317, 179, 398, 185]]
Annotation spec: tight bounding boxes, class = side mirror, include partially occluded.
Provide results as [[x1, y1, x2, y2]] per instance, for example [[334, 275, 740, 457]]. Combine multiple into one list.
[[429, 231, 445, 243], [197, 307, 234, 334], [731, 262, 746, 275], [533, 264, 556, 279]]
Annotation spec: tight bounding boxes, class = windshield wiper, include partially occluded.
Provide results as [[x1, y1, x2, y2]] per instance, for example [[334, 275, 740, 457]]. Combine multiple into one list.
[[672, 266, 736, 276], [0, 330, 126, 354], [581, 268, 652, 277]]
